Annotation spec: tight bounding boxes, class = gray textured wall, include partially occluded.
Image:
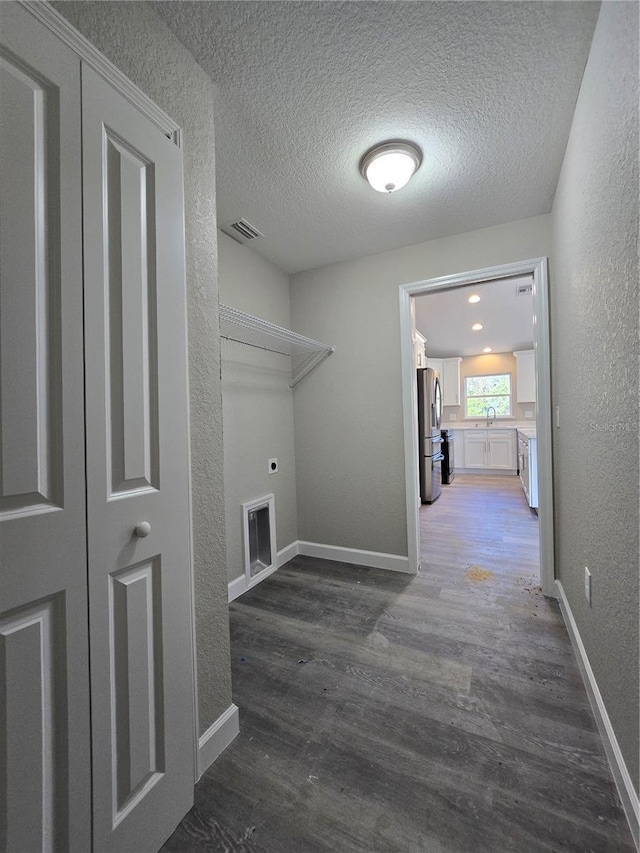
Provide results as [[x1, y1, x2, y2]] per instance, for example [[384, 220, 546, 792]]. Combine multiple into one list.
[[218, 234, 298, 582], [52, 1, 232, 734], [550, 1, 639, 789], [290, 215, 551, 555]]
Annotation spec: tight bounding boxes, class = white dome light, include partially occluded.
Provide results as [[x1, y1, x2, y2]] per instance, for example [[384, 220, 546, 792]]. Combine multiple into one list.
[[360, 141, 422, 193]]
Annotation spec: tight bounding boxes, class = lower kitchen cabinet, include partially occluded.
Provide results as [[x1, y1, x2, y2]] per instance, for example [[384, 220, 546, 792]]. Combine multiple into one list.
[[488, 432, 516, 469], [462, 429, 517, 471], [463, 433, 487, 468]]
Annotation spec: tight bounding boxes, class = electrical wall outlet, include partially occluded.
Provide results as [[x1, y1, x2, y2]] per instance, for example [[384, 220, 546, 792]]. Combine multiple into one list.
[[584, 566, 592, 606], [525, 410, 533, 419], [449, 413, 457, 421], [268, 458, 278, 474]]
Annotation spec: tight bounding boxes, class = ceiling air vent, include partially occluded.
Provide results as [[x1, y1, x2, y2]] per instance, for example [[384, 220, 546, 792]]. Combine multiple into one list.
[[220, 218, 264, 245], [516, 282, 533, 296]]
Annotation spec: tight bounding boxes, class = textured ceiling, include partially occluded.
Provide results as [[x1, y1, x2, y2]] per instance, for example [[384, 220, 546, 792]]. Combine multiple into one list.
[[414, 276, 533, 358], [152, 1, 599, 274]]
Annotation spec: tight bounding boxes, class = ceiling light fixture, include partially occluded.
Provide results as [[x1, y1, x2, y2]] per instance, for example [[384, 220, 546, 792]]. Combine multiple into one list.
[[360, 141, 422, 193], [483, 347, 492, 353], [468, 294, 481, 304], [472, 323, 483, 331]]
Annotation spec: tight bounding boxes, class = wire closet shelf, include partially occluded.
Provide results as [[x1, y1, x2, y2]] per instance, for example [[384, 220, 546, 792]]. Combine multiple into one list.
[[219, 303, 335, 387]]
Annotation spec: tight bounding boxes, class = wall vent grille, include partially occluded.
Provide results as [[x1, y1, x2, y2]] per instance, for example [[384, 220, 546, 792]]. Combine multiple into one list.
[[220, 218, 264, 244], [516, 282, 533, 296]]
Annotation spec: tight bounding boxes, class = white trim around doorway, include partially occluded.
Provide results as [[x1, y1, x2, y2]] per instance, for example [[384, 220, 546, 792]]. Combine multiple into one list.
[[399, 257, 555, 597]]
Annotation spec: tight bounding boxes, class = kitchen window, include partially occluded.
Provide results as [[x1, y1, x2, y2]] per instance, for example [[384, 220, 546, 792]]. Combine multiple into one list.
[[465, 373, 512, 418]]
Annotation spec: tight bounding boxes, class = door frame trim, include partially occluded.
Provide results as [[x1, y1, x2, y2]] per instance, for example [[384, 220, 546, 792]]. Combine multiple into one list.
[[19, 1, 182, 146], [399, 257, 555, 596]]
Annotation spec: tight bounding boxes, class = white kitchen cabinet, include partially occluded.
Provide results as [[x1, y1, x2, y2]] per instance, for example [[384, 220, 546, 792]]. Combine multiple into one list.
[[462, 429, 516, 471], [414, 330, 427, 368], [427, 356, 461, 406], [463, 432, 487, 468], [442, 357, 462, 406], [514, 349, 536, 403], [487, 431, 516, 469], [426, 357, 444, 379]]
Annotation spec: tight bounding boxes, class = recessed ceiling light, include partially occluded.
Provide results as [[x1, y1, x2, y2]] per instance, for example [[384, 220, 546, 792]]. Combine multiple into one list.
[[468, 294, 481, 304], [360, 141, 422, 193], [472, 323, 483, 331], [483, 347, 492, 353]]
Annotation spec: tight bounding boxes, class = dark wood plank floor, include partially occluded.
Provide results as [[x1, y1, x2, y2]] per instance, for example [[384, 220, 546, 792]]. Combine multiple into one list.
[[162, 475, 634, 852]]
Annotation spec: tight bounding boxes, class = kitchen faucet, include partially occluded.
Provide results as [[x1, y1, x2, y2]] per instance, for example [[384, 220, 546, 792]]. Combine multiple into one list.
[[486, 405, 496, 427]]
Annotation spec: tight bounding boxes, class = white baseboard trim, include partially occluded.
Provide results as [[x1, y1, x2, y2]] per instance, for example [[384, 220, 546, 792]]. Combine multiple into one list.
[[298, 540, 413, 574], [228, 573, 247, 602], [276, 540, 299, 567], [555, 580, 639, 849], [229, 539, 414, 600], [197, 703, 239, 779], [228, 541, 300, 602]]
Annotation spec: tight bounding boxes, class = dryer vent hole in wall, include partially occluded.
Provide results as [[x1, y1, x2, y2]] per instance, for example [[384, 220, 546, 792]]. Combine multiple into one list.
[[242, 494, 276, 583], [247, 507, 272, 578]]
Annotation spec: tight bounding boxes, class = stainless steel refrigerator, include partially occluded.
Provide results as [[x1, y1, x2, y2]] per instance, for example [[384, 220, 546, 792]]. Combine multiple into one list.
[[417, 367, 443, 503]]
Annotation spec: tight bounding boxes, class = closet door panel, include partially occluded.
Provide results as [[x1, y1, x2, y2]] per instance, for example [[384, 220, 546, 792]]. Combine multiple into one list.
[[82, 65, 195, 853], [104, 132, 160, 495], [0, 597, 64, 853], [0, 54, 62, 512], [0, 5, 91, 852]]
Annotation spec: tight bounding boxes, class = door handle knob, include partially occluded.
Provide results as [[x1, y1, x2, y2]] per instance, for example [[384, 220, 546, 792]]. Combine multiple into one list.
[[134, 521, 151, 538]]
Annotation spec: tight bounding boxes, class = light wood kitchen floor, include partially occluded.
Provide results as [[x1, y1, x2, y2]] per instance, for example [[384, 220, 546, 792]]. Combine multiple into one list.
[[162, 474, 634, 853]]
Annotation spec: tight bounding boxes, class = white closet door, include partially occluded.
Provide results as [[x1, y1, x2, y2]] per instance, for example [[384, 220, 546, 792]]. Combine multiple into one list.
[[0, 5, 91, 852], [82, 66, 195, 852]]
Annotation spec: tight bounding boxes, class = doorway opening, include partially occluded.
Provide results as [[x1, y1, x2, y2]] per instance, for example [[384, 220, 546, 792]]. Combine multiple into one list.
[[399, 258, 555, 597]]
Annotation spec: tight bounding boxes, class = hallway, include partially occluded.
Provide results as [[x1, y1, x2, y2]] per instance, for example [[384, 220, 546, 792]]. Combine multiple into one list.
[[163, 476, 633, 852]]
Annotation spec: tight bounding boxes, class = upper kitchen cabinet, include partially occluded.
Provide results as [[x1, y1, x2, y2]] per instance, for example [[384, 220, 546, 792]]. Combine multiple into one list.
[[442, 357, 462, 406], [513, 350, 536, 402], [426, 356, 443, 378], [427, 356, 461, 407]]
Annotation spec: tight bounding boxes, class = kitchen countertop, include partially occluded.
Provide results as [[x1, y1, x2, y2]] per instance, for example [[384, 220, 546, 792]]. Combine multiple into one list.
[[517, 428, 538, 439], [441, 422, 537, 431]]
